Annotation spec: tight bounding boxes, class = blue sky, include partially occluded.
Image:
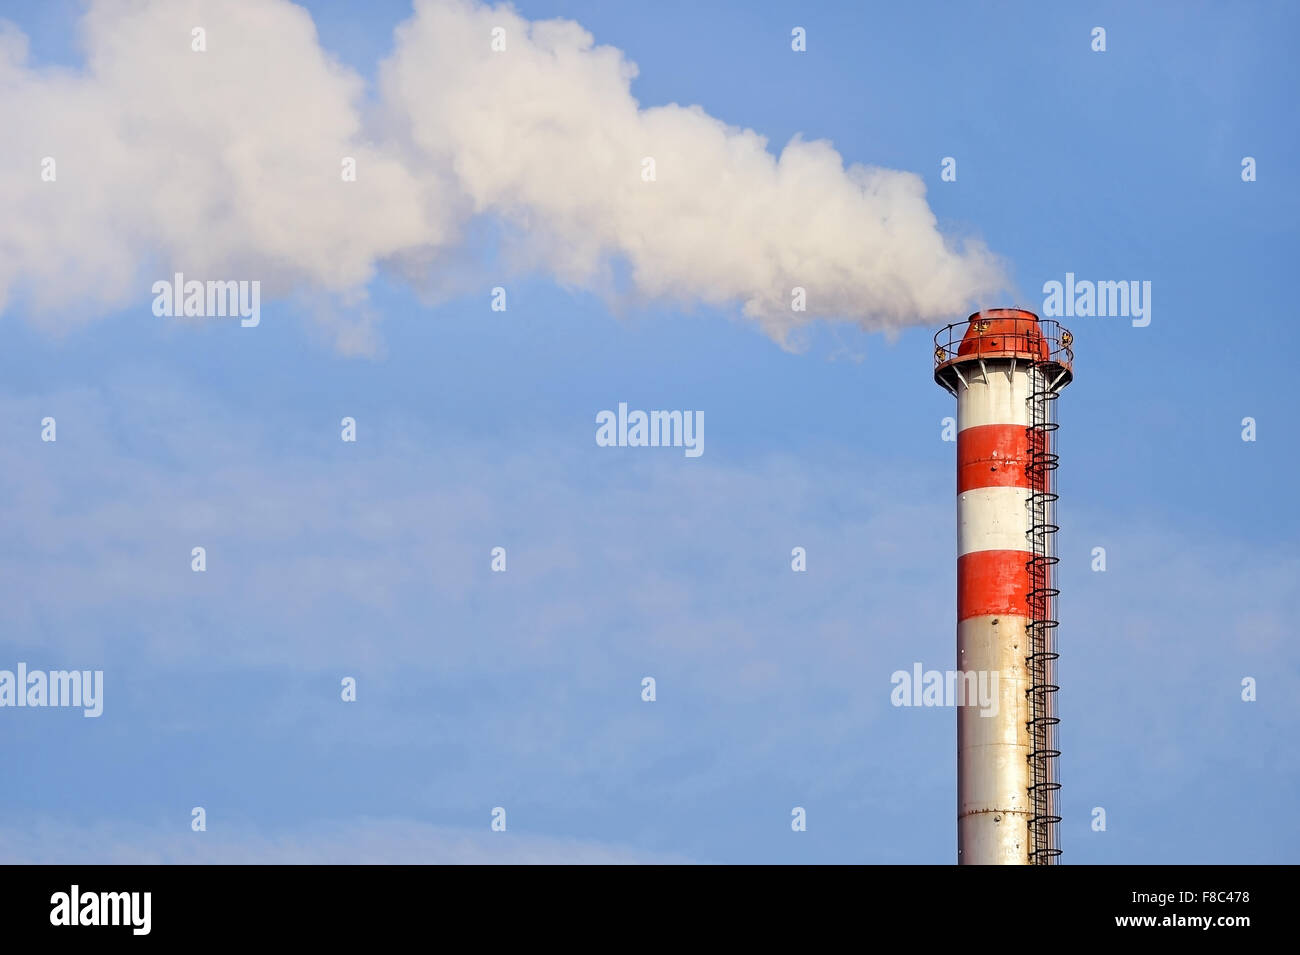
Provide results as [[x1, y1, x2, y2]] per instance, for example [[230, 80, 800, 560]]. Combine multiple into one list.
[[0, 0, 1296, 863]]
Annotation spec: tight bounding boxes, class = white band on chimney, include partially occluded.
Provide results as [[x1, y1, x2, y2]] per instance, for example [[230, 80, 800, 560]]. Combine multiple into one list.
[[956, 371, 1033, 431], [957, 486, 1034, 557]]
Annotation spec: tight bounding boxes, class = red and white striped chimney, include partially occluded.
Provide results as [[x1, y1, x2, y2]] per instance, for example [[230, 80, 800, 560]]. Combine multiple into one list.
[[934, 308, 1073, 865]]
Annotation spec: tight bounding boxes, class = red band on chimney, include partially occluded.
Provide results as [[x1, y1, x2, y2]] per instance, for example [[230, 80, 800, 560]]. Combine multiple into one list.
[[957, 549, 1032, 621], [956, 424, 1039, 493]]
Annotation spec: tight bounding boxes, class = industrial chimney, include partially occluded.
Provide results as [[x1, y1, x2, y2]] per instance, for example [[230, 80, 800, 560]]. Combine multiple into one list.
[[934, 308, 1074, 865]]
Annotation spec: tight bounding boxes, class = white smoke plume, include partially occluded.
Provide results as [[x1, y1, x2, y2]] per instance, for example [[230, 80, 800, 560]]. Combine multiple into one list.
[[0, 0, 1007, 352]]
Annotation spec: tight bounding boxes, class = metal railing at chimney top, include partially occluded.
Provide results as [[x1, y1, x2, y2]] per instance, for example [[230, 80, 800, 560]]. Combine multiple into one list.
[[932, 317, 1074, 375]]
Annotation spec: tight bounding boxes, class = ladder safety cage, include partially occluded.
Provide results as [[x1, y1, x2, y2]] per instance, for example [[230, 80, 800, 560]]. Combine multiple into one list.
[[1025, 362, 1063, 864]]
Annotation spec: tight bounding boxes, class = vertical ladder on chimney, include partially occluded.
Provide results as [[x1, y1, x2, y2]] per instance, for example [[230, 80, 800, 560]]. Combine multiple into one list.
[[1025, 362, 1063, 864]]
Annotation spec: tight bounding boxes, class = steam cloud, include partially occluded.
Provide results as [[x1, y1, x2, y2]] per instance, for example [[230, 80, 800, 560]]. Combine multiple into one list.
[[0, 0, 1007, 352]]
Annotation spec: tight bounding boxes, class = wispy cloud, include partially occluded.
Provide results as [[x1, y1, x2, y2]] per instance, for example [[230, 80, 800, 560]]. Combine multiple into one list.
[[2, 379, 1296, 863], [0, 817, 693, 864]]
